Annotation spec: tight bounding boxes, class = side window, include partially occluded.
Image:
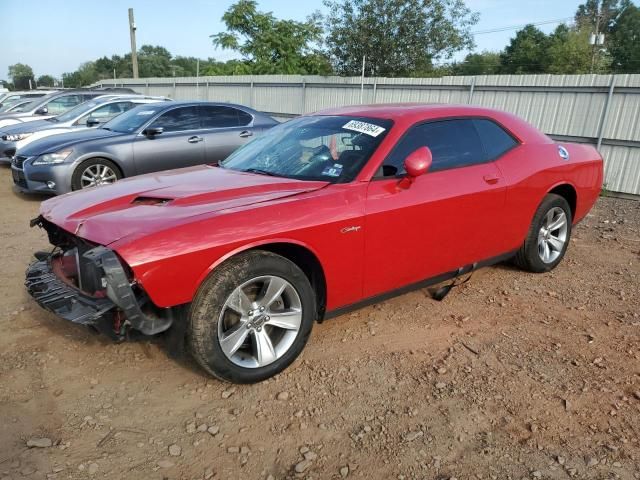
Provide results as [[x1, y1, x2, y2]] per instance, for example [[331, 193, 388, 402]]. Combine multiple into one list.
[[473, 119, 518, 160], [82, 94, 103, 102], [46, 95, 83, 115], [237, 110, 252, 126], [77, 102, 133, 125], [382, 119, 487, 176], [149, 106, 200, 132], [200, 106, 253, 128]]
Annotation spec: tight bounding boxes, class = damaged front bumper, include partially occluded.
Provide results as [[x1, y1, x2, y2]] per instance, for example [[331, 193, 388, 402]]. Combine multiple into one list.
[[26, 217, 173, 338], [26, 256, 114, 327]]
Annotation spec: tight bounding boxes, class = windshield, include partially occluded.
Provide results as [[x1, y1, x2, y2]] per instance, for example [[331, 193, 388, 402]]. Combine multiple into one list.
[[12, 100, 39, 113], [50, 100, 103, 123], [103, 104, 165, 133], [0, 99, 31, 112], [221, 115, 393, 182]]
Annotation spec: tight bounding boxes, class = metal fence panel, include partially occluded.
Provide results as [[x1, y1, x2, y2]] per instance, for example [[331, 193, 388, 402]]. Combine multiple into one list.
[[96, 73, 640, 195]]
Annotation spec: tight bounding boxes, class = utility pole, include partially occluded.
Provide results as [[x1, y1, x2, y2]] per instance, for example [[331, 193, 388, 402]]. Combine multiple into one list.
[[590, 1, 605, 74], [360, 55, 366, 104], [128, 8, 139, 78]]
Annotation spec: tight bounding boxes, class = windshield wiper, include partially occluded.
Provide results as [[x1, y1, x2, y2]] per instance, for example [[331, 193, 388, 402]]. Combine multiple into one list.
[[243, 168, 278, 177], [100, 127, 112, 131], [46, 117, 58, 123]]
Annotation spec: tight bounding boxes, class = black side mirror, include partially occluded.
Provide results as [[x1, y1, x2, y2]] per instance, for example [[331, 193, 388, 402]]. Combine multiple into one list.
[[144, 127, 164, 137], [35, 106, 48, 115], [86, 117, 101, 127]]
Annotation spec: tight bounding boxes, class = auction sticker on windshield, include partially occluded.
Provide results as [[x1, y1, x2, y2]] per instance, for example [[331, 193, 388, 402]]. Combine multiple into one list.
[[322, 163, 343, 177], [342, 120, 386, 137], [136, 110, 156, 116]]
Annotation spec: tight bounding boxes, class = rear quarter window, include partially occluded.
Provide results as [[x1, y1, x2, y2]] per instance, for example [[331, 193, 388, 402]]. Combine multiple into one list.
[[473, 119, 518, 160], [200, 106, 253, 128]]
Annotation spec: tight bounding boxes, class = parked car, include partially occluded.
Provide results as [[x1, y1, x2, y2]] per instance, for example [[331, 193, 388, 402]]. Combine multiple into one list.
[[0, 90, 57, 110], [0, 95, 170, 163], [12, 101, 278, 194], [0, 88, 135, 128], [24, 104, 603, 383]]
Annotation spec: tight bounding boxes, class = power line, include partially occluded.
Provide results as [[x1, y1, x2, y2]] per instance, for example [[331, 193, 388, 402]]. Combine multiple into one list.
[[472, 17, 574, 35]]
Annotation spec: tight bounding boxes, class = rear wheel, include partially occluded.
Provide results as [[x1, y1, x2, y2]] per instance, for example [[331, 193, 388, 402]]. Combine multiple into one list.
[[188, 250, 316, 383], [71, 158, 122, 191], [514, 193, 572, 273]]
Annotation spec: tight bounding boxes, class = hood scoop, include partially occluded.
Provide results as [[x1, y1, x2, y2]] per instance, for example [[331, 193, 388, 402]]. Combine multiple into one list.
[[131, 196, 173, 206]]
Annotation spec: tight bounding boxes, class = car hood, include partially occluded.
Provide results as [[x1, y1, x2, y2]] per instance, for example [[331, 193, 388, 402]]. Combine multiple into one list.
[[40, 165, 329, 246], [1, 119, 54, 135], [18, 128, 123, 156]]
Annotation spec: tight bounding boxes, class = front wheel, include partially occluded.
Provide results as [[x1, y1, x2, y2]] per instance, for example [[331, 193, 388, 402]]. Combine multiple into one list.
[[514, 193, 572, 273], [188, 250, 316, 383], [71, 158, 122, 191]]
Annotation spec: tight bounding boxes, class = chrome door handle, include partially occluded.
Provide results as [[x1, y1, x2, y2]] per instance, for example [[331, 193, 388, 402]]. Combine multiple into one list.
[[239, 130, 253, 138], [188, 136, 203, 143]]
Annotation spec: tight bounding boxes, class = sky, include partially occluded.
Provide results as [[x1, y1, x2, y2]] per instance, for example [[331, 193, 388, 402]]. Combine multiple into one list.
[[2, 0, 581, 80]]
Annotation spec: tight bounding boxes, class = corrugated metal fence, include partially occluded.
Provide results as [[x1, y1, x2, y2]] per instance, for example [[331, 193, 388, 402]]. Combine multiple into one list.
[[95, 74, 640, 196]]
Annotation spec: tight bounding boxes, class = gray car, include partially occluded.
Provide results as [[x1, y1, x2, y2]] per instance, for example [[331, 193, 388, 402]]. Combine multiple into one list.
[[0, 95, 170, 163], [11, 101, 278, 195]]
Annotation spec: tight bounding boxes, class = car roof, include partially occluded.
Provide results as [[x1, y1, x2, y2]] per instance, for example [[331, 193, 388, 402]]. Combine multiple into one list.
[[160, 100, 255, 108], [90, 94, 169, 104], [315, 103, 508, 120], [315, 103, 550, 144], [3, 90, 57, 96], [146, 101, 274, 120]]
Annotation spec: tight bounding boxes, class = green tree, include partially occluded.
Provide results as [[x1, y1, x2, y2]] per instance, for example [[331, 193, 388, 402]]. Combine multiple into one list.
[[575, 0, 630, 33], [171, 56, 200, 76], [453, 51, 501, 75], [36, 74, 56, 87], [61, 62, 98, 87], [545, 24, 597, 74], [8, 63, 35, 89], [94, 55, 131, 79], [137, 45, 174, 77], [202, 59, 255, 75], [323, 0, 478, 77], [499, 25, 550, 74], [211, 0, 332, 75], [609, 3, 640, 72]]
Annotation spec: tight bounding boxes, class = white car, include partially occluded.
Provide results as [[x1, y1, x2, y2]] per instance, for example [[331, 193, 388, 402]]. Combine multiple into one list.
[[0, 95, 170, 162], [0, 89, 133, 129], [0, 90, 57, 111]]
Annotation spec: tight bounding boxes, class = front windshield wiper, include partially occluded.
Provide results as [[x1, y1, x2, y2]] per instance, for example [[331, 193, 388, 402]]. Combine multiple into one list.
[[46, 117, 59, 123], [100, 127, 112, 131], [243, 168, 278, 177]]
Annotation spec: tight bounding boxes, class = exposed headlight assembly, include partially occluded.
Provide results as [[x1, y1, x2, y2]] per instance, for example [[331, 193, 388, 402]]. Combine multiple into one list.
[[33, 149, 73, 165], [3, 132, 32, 141]]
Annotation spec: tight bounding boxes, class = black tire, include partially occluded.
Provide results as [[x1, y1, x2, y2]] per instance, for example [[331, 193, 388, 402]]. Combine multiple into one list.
[[188, 250, 316, 383], [71, 158, 122, 191], [514, 193, 572, 273]]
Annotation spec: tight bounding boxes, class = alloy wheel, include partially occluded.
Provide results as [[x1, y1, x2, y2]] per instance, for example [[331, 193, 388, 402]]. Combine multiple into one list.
[[80, 164, 118, 188], [217, 275, 302, 368], [537, 207, 568, 263]]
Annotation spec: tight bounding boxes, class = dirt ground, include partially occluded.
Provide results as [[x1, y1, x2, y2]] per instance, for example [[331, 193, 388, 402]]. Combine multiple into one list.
[[0, 166, 639, 480]]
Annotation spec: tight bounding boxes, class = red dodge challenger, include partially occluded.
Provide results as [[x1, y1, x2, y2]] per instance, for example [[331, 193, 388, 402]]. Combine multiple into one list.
[[26, 104, 603, 383]]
